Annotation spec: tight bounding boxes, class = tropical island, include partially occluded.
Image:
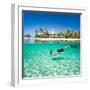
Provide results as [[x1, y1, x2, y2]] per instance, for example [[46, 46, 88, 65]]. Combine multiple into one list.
[[34, 28, 80, 38], [24, 11, 80, 42], [24, 28, 80, 41]]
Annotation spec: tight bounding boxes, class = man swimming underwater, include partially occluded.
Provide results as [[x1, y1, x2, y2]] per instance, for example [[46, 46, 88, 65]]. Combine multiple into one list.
[[50, 45, 78, 56]]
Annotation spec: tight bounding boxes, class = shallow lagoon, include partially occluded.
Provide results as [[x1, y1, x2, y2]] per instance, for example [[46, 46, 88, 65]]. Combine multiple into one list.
[[23, 40, 80, 78]]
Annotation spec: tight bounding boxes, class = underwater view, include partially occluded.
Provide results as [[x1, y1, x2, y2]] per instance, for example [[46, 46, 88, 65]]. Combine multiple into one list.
[[23, 40, 80, 78]]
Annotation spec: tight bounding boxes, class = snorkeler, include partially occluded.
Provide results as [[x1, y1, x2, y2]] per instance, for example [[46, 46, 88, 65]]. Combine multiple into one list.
[[50, 45, 78, 56]]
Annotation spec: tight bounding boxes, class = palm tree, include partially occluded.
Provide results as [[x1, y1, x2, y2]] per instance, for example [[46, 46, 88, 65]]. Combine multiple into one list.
[[44, 28, 49, 38], [64, 29, 67, 38], [59, 32, 64, 38], [35, 29, 38, 37], [39, 28, 44, 38], [39, 28, 44, 33]]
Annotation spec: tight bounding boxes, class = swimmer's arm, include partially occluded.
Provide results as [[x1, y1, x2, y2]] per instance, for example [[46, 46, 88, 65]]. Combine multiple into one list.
[[63, 45, 70, 49]]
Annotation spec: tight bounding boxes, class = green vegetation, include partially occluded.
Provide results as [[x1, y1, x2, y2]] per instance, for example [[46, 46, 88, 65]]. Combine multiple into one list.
[[24, 28, 80, 39], [24, 34, 30, 38], [35, 28, 80, 39]]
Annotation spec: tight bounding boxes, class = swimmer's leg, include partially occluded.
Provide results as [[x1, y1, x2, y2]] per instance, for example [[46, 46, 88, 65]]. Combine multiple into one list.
[[70, 45, 78, 49], [64, 45, 78, 49]]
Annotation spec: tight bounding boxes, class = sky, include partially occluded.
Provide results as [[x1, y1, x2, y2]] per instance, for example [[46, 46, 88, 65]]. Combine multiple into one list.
[[23, 11, 80, 37]]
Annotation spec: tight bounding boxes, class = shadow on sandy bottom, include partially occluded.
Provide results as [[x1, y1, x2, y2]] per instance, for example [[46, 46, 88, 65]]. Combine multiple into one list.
[[52, 56, 73, 61]]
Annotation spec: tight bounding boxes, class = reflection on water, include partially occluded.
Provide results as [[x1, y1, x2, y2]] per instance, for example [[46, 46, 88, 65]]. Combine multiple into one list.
[[24, 39, 79, 44], [24, 39, 35, 43]]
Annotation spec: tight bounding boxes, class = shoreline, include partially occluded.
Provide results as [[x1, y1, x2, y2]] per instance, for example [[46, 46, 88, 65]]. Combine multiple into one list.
[[24, 37, 80, 41]]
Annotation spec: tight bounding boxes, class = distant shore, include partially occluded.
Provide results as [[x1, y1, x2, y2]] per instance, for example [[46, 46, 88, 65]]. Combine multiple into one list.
[[24, 37, 80, 41]]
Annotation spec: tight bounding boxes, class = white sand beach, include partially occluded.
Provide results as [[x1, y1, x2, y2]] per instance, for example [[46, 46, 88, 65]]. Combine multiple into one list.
[[24, 37, 80, 41]]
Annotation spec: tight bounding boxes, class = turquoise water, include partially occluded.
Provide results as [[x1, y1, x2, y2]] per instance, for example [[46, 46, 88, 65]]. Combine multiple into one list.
[[23, 40, 80, 78]]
